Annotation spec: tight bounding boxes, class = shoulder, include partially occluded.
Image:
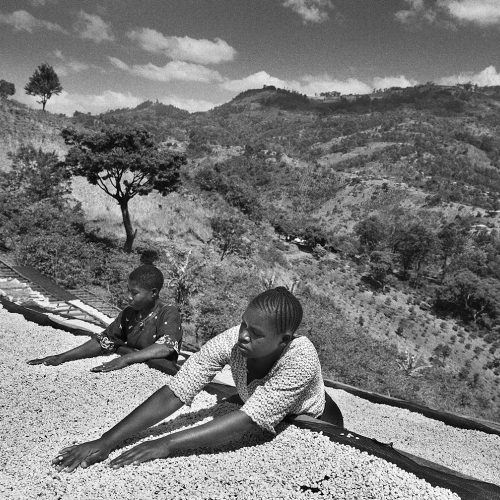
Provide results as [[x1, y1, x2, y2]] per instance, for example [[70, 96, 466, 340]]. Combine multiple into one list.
[[199, 325, 239, 354], [280, 335, 320, 368], [289, 335, 318, 355], [208, 325, 240, 347], [157, 302, 181, 317]]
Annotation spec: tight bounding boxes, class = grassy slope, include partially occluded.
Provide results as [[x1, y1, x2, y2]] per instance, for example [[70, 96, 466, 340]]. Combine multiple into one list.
[[0, 99, 69, 169], [1, 91, 499, 420]]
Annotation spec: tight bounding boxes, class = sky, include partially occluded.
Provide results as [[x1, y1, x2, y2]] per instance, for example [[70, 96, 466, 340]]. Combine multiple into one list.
[[1, 0, 500, 115]]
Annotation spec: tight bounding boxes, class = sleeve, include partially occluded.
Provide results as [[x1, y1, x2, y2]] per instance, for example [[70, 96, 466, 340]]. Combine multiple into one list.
[[167, 326, 238, 406], [94, 310, 127, 353], [154, 306, 182, 353], [240, 341, 321, 433]]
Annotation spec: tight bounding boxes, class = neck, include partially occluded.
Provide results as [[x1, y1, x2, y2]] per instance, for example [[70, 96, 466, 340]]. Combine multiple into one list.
[[248, 345, 286, 372], [137, 300, 158, 318]]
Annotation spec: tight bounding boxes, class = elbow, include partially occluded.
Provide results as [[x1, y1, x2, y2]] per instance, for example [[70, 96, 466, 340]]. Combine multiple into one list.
[[153, 344, 176, 360]]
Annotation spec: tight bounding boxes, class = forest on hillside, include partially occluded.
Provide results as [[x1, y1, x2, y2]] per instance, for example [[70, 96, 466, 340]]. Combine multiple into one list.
[[1, 84, 500, 421]]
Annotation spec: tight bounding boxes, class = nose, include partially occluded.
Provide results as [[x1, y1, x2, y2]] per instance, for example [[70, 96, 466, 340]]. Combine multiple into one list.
[[238, 326, 250, 344]]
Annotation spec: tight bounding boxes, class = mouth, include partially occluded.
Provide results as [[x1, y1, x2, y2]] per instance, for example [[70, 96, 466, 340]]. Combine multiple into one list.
[[236, 343, 248, 352]]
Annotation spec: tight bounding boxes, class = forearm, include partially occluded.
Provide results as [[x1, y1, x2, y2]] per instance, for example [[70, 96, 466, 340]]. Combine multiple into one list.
[[59, 338, 104, 362], [120, 344, 174, 365], [100, 385, 183, 448], [163, 410, 257, 454]]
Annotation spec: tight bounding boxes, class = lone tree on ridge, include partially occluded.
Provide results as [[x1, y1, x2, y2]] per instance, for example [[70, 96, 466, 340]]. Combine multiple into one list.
[[24, 63, 62, 111], [61, 126, 186, 252], [0, 79, 15, 98]]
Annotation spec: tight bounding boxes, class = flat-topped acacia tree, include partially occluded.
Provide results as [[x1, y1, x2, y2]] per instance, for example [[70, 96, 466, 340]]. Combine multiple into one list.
[[61, 126, 186, 252]]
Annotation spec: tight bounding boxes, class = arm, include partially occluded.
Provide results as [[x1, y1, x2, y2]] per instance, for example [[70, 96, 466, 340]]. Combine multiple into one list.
[[91, 344, 175, 372], [109, 409, 257, 468], [52, 385, 184, 472], [27, 338, 103, 366]]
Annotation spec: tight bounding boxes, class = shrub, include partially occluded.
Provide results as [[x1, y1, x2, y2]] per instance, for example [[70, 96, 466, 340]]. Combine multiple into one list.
[[210, 214, 252, 261]]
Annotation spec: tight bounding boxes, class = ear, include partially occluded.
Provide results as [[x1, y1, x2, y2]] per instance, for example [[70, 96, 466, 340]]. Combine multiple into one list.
[[281, 334, 291, 345], [150, 287, 159, 297]]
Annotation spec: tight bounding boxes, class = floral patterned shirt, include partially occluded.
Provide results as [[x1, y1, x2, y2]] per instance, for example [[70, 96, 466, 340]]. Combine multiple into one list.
[[168, 326, 325, 433], [95, 301, 182, 362]]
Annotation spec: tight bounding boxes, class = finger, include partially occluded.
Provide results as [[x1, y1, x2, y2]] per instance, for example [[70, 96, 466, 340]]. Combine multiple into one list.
[[109, 449, 140, 468], [57, 444, 78, 455], [27, 359, 43, 365], [90, 365, 104, 372], [81, 450, 107, 468], [54, 456, 80, 473]]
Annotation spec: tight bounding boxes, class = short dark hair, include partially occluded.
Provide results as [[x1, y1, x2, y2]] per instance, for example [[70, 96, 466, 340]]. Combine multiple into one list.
[[249, 286, 303, 335], [128, 265, 164, 291]]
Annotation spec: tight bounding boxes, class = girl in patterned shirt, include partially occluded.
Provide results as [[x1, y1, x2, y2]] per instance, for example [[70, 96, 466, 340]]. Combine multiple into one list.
[[28, 265, 182, 371], [52, 287, 343, 472]]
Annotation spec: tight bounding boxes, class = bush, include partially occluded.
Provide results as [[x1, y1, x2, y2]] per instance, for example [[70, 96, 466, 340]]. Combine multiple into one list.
[[210, 214, 252, 261]]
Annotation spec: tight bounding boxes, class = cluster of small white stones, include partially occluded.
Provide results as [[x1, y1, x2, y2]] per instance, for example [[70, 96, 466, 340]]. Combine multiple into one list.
[[328, 388, 500, 486], [0, 306, 492, 499]]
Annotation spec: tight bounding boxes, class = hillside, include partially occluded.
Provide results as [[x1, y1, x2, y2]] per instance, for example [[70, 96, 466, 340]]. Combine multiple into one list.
[[1, 84, 500, 422]]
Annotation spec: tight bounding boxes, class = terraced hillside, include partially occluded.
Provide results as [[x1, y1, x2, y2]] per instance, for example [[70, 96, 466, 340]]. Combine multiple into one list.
[[1, 84, 500, 422]]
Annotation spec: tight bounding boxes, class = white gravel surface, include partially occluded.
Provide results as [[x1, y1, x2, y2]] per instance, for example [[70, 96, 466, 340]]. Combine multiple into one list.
[[0, 305, 496, 499], [328, 388, 500, 486]]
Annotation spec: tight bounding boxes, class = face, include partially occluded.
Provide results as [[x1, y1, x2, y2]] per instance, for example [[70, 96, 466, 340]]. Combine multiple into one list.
[[127, 279, 157, 311], [236, 305, 288, 359]]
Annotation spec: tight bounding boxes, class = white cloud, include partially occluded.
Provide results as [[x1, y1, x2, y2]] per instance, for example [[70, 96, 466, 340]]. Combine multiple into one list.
[[220, 71, 288, 92], [372, 75, 419, 89], [395, 0, 500, 27], [127, 28, 236, 64], [395, 0, 437, 24], [109, 57, 224, 83], [437, 65, 500, 86], [20, 89, 143, 115], [220, 71, 373, 95], [282, 0, 334, 23], [438, 0, 500, 26], [108, 56, 129, 71], [297, 75, 372, 95], [0, 9, 67, 33], [74, 11, 114, 42], [53, 50, 91, 76], [159, 96, 217, 113]]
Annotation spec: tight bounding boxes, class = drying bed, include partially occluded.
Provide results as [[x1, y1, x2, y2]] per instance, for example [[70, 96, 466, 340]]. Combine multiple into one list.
[[0, 306, 498, 499]]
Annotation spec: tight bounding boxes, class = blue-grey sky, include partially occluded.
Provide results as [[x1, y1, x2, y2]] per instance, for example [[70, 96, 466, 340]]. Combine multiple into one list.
[[1, 0, 500, 114]]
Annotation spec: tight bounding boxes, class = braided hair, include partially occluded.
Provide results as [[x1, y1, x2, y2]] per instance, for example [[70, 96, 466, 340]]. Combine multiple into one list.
[[249, 286, 303, 336], [128, 265, 164, 291]]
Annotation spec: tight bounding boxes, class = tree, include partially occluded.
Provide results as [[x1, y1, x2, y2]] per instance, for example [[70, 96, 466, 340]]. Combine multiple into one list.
[[438, 223, 465, 283], [61, 126, 186, 252], [210, 214, 250, 261], [24, 63, 62, 111], [436, 269, 500, 324], [355, 216, 386, 252], [1, 144, 70, 204], [368, 250, 394, 291], [0, 79, 15, 98], [391, 221, 439, 279]]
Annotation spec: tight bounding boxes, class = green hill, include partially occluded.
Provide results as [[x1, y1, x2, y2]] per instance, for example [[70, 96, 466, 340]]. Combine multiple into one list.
[[1, 84, 500, 422]]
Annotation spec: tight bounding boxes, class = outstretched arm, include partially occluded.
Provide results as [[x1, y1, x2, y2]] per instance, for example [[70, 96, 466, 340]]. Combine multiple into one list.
[[109, 409, 257, 469], [90, 344, 174, 372], [53, 385, 184, 472], [27, 338, 103, 366]]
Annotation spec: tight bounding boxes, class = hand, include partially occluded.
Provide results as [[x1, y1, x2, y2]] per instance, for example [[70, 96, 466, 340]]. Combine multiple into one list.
[[90, 357, 129, 373], [27, 355, 64, 366], [108, 439, 171, 469], [52, 439, 111, 473]]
